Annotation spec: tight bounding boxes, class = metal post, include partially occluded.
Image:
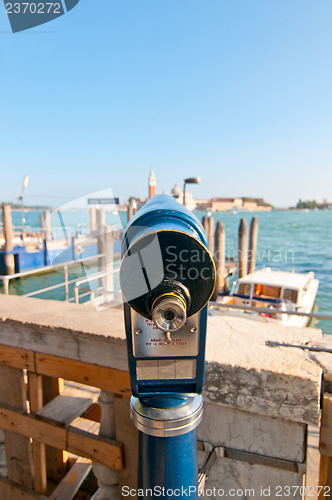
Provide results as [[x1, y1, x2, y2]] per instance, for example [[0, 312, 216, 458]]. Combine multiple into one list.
[[71, 236, 76, 261], [21, 196, 25, 241], [131, 395, 202, 498], [63, 265, 69, 301], [20, 175, 29, 242]]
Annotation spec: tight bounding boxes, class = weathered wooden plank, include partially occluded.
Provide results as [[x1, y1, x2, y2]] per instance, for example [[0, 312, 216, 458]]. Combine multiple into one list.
[[28, 373, 47, 494], [68, 417, 124, 471], [0, 476, 46, 500], [0, 366, 34, 489], [114, 395, 138, 491], [305, 424, 321, 499], [319, 393, 332, 457], [42, 376, 63, 405], [0, 344, 130, 395], [324, 373, 332, 393], [0, 403, 124, 471], [48, 457, 92, 500], [0, 344, 35, 371], [82, 402, 101, 422], [41, 376, 68, 485], [0, 403, 66, 448], [35, 353, 131, 395], [36, 388, 98, 426], [318, 455, 332, 496], [318, 394, 332, 497]]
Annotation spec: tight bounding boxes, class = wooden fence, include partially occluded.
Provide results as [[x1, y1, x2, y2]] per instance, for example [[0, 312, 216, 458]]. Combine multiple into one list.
[[0, 341, 135, 499]]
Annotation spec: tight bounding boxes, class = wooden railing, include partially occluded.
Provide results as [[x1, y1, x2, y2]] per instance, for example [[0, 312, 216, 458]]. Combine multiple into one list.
[[0, 295, 136, 499], [0, 344, 133, 499], [0, 294, 330, 499], [319, 393, 332, 497]]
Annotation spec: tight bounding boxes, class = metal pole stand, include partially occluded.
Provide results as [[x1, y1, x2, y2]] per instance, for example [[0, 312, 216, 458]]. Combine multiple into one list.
[[131, 395, 203, 499]]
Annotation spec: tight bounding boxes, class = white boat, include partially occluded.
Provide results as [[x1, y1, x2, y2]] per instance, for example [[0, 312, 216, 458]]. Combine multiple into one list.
[[214, 268, 319, 327]]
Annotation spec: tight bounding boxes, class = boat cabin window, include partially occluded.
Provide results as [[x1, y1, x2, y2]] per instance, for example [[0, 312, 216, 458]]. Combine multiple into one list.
[[238, 283, 252, 296], [283, 288, 298, 303], [254, 284, 281, 298]]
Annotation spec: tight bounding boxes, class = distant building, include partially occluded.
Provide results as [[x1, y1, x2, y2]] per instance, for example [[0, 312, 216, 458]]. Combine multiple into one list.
[[149, 168, 156, 198], [171, 184, 197, 211], [196, 199, 212, 210], [210, 198, 243, 211], [195, 197, 272, 212], [317, 200, 332, 210], [242, 200, 258, 211]]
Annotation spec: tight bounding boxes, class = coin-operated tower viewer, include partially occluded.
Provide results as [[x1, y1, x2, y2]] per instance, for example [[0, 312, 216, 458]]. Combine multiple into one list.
[[120, 195, 216, 498]]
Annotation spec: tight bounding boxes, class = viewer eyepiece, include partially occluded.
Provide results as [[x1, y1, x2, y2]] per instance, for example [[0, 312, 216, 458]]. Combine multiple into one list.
[[152, 294, 187, 332]]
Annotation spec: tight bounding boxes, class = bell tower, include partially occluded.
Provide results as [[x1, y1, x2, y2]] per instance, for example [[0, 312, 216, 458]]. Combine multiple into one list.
[[149, 168, 156, 198]]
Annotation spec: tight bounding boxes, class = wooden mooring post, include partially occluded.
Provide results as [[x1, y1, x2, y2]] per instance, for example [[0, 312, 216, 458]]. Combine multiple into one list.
[[248, 217, 258, 274], [212, 221, 226, 301], [97, 224, 114, 300], [127, 203, 133, 222], [44, 210, 52, 241], [39, 213, 45, 241], [96, 209, 106, 228], [238, 218, 248, 279], [2, 204, 15, 275], [127, 198, 138, 222], [90, 208, 97, 235], [203, 216, 214, 253]]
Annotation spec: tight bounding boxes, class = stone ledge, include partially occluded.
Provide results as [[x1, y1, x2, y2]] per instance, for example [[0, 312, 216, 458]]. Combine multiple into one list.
[[0, 295, 323, 424], [203, 315, 322, 424]]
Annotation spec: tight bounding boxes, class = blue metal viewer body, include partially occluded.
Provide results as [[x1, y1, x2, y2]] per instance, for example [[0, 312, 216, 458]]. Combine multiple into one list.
[[120, 195, 215, 398]]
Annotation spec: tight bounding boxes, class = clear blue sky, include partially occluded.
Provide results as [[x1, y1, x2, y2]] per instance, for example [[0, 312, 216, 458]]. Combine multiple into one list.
[[1, 0, 331, 208]]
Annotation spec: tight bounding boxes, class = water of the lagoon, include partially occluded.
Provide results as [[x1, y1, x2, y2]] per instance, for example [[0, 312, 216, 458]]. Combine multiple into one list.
[[2, 208, 332, 335]]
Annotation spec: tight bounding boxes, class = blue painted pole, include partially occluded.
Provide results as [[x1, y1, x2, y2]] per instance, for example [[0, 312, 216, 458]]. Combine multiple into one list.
[[138, 430, 199, 498], [131, 395, 203, 499]]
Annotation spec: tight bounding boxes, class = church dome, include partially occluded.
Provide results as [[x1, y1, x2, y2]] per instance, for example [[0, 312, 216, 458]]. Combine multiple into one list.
[[171, 184, 181, 196]]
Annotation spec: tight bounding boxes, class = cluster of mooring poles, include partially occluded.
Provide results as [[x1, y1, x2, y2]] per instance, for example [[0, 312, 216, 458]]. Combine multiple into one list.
[[202, 215, 259, 300]]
